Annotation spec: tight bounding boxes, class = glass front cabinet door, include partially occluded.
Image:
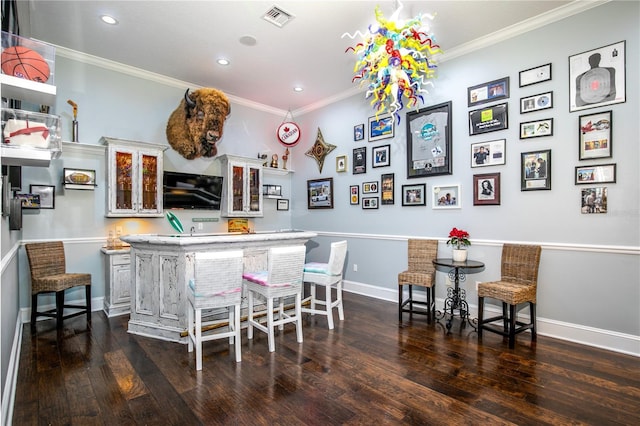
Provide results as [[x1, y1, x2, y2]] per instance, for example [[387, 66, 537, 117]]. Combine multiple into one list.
[[219, 154, 263, 217], [102, 136, 166, 217]]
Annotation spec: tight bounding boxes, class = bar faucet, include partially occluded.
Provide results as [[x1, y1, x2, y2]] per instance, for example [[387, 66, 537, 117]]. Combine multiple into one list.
[[190, 226, 196, 236]]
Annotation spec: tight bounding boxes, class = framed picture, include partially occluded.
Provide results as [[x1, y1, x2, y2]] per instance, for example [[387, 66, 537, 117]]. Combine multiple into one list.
[[519, 63, 552, 87], [362, 181, 378, 194], [520, 118, 553, 139], [63, 168, 96, 190], [29, 184, 55, 209], [263, 184, 282, 197], [16, 193, 40, 209], [581, 187, 607, 214], [432, 184, 461, 209], [336, 154, 347, 173], [406, 101, 452, 179], [362, 197, 379, 209], [381, 173, 394, 205], [569, 41, 626, 112], [353, 147, 367, 174], [473, 173, 501, 206], [350, 185, 359, 205], [575, 163, 616, 185], [468, 103, 508, 136], [521, 149, 551, 191], [401, 183, 426, 206], [467, 76, 509, 107], [307, 178, 334, 209], [368, 114, 394, 142], [354, 123, 365, 141], [276, 199, 289, 211], [520, 91, 553, 114], [471, 139, 506, 168], [372, 144, 390, 168], [579, 110, 612, 160]]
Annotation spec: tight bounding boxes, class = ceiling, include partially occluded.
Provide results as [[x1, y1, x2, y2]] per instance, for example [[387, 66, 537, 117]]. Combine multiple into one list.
[[23, 0, 584, 113]]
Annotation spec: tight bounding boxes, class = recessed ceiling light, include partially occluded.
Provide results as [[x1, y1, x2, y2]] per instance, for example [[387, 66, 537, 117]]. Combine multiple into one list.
[[217, 58, 230, 66], [293, 86, 303, 92], [100, 15, 118, 25]]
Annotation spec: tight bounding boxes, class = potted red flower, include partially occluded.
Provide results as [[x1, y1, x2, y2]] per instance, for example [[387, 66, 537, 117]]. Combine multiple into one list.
[[446, 227, 470, 261]]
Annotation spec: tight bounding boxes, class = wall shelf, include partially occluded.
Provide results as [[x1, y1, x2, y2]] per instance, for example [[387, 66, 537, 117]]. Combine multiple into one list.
[[0, 74, 56, 106]]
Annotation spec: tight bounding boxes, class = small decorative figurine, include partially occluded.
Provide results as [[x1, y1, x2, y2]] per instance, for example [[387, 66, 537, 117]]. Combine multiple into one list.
[[282, 148, 289, 170], [271, 153, 279, 168]]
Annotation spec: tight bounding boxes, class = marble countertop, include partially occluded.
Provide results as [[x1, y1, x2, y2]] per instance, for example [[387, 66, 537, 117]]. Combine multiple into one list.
[[120, 230, 317, 247]]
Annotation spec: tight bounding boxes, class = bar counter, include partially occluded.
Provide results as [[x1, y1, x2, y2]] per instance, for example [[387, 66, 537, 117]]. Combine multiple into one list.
[[120, 230, 317, 342]]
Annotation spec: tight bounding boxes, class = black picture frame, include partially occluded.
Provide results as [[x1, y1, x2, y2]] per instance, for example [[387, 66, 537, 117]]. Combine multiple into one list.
[[362, 197, 379, 209], [29, 184, 55, 209], [406, 101, 453, 179], [467, 76, 509, 107], [579, 110, 612, 160], [350, 185, 359, 205], [569, 40, 626, 113], [354, 123, 364, 141], [276, 199, 289, 211], [362, 181, 378, 194], [307, 178, 334, 209], [368, 114, 394, 142], [580, 187, 608, 214], [520, 118, 553, 139], [575, 163, 616, 185], [381, 173, 394, 205], [521, 149, 551, 191], [473, 173, 501, 206], [468, 103, 508, 136], [401, 183, 426, 206], [353, 147, 366, 174], [372, 144, 390, 168], [519, 63, 552, 87], [520, 91, 553, 114]]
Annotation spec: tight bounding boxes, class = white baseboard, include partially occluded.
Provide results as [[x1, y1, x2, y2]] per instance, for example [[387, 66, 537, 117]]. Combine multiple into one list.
[[344, 279, 640, 357], [2, 313, 22, 426]]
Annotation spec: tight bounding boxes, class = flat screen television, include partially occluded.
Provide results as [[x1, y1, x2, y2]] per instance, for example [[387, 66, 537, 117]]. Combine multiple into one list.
[[163, 171, 223, 210]]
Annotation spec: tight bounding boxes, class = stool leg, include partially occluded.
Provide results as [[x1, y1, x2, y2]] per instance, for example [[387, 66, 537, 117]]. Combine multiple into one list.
[[426, 285, 432, 324], [247, 291, 254, 340], [56, 291, 65, 329], [266, 297, 275, 352], [326, 285, 334, 330], [398, 284, 403, 321], [234, 304, 242, 363], [31, 294, 38, 331], [195, 307, 203, 371], [478, 296, 484, 339], [509, 304, 517, 349], [502, 302, 509, 335], [295, 292, 303, 343], [336, 281, 344, 321], [310, 284, 317, 314], [408, 285, 413, 316], [530, 302, 537, 341], [85, 285, 92, 325]]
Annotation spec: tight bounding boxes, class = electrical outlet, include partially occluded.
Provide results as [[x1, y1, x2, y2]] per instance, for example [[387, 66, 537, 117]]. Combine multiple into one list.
[[353, 264, 358, 272], [198, 223, 203, 230]]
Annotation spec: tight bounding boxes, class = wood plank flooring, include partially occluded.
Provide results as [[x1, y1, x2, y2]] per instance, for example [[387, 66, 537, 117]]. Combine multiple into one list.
[[12, 292, 640, 425]]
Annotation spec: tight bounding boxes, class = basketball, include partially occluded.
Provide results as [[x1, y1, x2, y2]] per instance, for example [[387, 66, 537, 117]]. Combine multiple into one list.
[[1, 46, 50, 83]]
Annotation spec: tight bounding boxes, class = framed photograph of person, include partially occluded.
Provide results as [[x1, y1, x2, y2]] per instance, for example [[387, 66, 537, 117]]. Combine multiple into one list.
[[578, 110, 612, 160], [368, 114, 394, 142], [381, 173, 394, 205], [350, 185, 360, 205], [307, 178, 334, 209], [470, 139, 506, 168], [336, 154, 347, 173], [401, 183, 426, 207], [575, 163, 616, 185], [29, 184, 55, 209], [362, 197, 379, 210], [520, 91, 553, 114], [354, 123, 365, 141], [519, 63, 552, 87], [569, 41, 626, 113], [521, 149, 551, 191], [372, 144, 390, 168], [520, 118, 553, 139], [353, 147, 367, 174], [362, 181, 378, 194], [468, 103, 508, 136], [467, 76, 509, 107], [406, 101, 453, 179], [581, 187, 607, 214], [473, 173, 501, 206], [432, 184, 461, 209]]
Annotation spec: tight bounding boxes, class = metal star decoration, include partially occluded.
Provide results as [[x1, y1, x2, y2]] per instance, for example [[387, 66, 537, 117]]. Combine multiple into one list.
[[305, 128, 336, 173]]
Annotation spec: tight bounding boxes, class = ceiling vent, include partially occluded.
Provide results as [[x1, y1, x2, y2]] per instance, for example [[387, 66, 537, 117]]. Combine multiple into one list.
[[263, 5, 294, 28]]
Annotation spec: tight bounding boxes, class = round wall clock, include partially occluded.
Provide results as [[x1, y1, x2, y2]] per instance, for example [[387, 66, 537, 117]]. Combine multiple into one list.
[[277, 121, 301, 147]]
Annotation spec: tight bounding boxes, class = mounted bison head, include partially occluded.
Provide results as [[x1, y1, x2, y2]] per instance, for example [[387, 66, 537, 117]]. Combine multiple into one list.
[[166, 88, 231, 159]]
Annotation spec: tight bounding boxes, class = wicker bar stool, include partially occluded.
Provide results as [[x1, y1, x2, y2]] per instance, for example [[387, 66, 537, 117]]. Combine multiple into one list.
[[25, 241, 92, 331], [398, 239, 438, 322], [477, 244, 542, 348]]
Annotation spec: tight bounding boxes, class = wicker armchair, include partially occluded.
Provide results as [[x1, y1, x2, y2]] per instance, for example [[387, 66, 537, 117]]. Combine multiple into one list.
[[187, 250, 244, 370], [398, 239, 438, 322], [301, 240, 347, 330], [243, 245, 306, 352], [25, 241, 92, 331], [477, 244, 542, 348]]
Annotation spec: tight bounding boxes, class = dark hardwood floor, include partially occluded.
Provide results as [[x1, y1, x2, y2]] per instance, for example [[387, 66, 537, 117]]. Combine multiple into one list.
[[13, 292, 640, 425]]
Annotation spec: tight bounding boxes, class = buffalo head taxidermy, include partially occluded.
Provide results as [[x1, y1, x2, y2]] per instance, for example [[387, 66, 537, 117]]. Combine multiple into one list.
[[166, 88, 231, 159]]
